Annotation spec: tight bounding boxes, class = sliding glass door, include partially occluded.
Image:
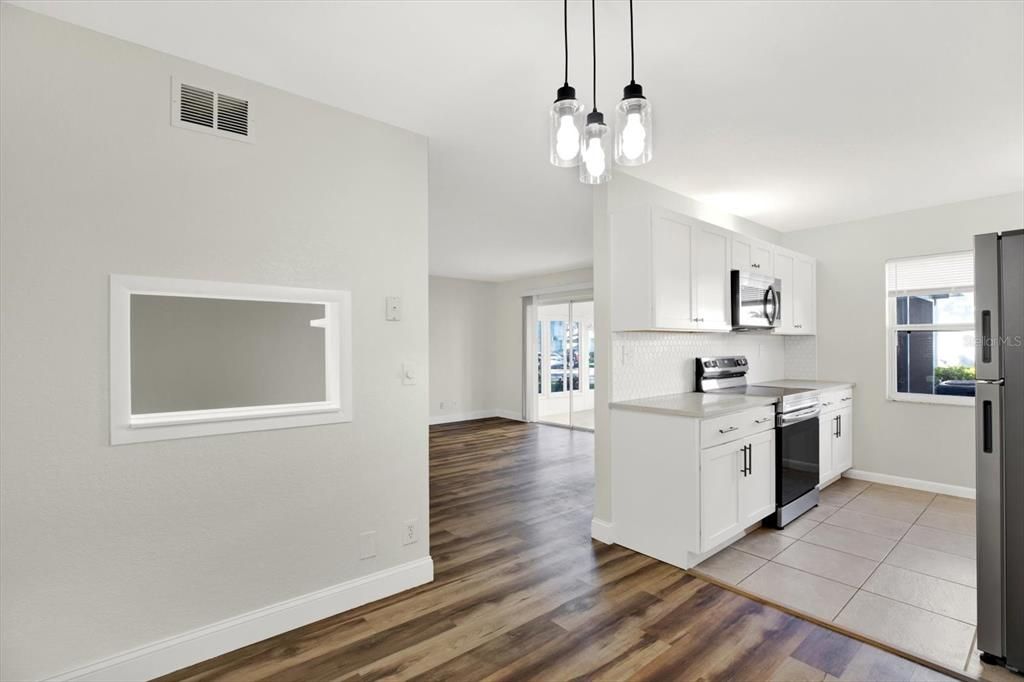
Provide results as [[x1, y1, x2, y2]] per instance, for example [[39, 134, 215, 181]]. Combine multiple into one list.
[[534, 300, 594, 430]]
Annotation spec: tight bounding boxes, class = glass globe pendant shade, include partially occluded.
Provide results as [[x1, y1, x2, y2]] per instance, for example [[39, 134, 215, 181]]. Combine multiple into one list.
[[579, 111, 611, 185], [549, 85, 584, 167], [614, 84, 652, 166]]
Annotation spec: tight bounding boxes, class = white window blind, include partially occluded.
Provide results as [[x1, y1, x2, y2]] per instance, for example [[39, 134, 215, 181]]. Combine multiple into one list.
[[885, 251, 974, 296]]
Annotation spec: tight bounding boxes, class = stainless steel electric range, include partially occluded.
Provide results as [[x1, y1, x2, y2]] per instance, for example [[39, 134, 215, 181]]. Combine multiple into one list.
[[696, 356, 821, 528]]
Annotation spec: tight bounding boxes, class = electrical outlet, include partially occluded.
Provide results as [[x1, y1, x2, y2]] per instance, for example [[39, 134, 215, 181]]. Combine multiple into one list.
[[385, 296, 401, 321], [403, 519, 417, 545], [359, 531, 376, 559]]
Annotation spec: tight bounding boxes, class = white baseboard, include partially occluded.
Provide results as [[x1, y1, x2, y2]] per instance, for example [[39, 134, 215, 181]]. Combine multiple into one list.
[[429, 410, 499, 425], [844, 469, 975, 499], [494, 409, 525, 422], [46, 557, 434, 682], [591, 518, 615, 544]]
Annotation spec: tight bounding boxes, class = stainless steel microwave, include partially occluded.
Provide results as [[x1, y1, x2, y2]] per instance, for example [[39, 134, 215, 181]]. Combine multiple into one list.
[[731, 270, 781, 330]]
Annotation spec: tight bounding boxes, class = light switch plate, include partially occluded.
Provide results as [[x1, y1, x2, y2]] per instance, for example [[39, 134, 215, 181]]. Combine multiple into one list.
[[402, 363, 417, 385], [359, 531, 376, 559], [385, 296, 401, 321]]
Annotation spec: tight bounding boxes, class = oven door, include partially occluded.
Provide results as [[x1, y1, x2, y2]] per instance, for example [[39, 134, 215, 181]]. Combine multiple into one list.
[[731, 270, 780, 329], [776, 412, 820, 509]]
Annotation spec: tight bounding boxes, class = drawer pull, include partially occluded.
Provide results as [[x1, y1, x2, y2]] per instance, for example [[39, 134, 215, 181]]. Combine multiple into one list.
[[822, 401, 833, 406], [841, 396, 853, 401], [754, 417, 772, 424], [718, 426, 739, 434]]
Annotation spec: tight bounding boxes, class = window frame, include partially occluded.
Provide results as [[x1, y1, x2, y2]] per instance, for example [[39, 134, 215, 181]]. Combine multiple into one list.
[[884, 254, 975, 408], [110, 274, 352, 444]]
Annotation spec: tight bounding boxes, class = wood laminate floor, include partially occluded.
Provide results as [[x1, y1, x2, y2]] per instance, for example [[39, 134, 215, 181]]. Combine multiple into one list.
[[159, 418, 958, 682]]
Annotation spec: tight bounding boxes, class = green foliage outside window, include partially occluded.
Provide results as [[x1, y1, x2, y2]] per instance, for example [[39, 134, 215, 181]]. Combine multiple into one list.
[[935, 365, 976, 382]]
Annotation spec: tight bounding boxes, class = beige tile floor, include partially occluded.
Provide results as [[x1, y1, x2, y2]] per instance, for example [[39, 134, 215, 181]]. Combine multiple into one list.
[[694, 477, 1000, 677]]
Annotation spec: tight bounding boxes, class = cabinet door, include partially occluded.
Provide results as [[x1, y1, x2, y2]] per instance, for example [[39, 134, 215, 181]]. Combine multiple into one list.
[[834, 405, 853, 472], [774, 249, 796, 334], [732, 235, 773, 276], [700, 441, 742, 551], [793, 257, 816, 334], [652, 212, 693, 329], [819, 412, 836, 485], [692, 225, 731, 330], [740, 431, 776, 524]]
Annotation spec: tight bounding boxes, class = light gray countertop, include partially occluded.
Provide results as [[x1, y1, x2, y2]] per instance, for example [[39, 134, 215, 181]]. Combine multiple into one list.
[[609, 379, 855, 419], [755, 379, 856, 392], [609, 392, 778, 419]]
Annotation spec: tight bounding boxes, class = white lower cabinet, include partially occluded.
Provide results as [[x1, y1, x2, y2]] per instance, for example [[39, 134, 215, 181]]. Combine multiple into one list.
[[700, 429, 775, 552], [819, 390, 854, 486], [610, 405, 777, 569]]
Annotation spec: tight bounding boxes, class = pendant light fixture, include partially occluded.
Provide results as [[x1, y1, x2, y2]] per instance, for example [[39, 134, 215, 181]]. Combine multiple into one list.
[[549, 0, 584, 167], [614, 0, 652, 166], [580, 0, 611, 184]]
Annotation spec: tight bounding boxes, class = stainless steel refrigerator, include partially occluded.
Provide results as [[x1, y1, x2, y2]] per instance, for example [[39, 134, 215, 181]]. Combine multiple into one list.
[[975, 230, 1023, 672]]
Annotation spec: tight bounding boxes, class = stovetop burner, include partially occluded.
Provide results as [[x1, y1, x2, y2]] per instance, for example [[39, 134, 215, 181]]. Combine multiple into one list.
[[695, 356, 820, 414]]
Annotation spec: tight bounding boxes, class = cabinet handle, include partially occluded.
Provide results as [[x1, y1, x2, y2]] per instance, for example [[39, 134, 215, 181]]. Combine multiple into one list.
[[754, 417, 772, 424], [746, 445, 753, 475], [794, 324, 803, 329], [838, 415, 842, 438], [719, 425, 739, 434], [841, 396, 852, 402], [822, 401, 833, 407], [833, 416, 839, 438]]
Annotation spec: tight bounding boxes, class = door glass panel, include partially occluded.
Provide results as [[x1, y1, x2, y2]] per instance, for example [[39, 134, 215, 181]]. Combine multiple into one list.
[[549, 320, 566, 393], [536, 320, 543, 394], [588, 324, 596, 390], [569, 321, 580, 391]]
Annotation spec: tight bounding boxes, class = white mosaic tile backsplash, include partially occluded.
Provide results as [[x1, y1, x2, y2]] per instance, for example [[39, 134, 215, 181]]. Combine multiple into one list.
[[784, 336, 819, 380], [611, 332, 787, 402]]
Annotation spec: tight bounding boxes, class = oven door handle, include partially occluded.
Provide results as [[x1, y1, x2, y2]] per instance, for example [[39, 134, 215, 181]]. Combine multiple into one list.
[[777, 405, 821, 427]]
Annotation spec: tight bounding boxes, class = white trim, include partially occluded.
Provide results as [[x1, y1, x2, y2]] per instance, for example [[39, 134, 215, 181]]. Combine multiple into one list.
[[495, 409, 526, 421], [428, 410, 501, 425], [110, 275, 352, 445], [844, 469, 975, 499], [886, 392, 974, 407], [45, 557, 433, 682], [591, 518, 615, 544]]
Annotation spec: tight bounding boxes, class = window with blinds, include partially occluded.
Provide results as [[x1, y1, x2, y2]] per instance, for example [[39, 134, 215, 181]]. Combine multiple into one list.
[[885, 251, 976, 404]]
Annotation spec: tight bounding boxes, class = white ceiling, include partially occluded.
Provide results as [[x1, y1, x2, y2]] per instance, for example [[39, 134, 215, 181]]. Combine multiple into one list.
[[12, 1, 1024, 281]]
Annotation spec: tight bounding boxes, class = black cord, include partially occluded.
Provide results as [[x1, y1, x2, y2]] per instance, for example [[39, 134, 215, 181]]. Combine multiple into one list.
[[563, 0, 569, 86], [591, 0, 597, 112], [629, 0, 635, 84]]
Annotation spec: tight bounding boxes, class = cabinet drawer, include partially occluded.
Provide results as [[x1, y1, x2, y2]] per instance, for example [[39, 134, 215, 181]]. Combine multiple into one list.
[[819, 388, 854, 413], [701, 406, 775, 449]]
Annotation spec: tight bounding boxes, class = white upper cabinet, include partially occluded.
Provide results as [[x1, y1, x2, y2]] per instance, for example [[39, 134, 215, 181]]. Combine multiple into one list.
[[731, 234, 774, 278], [691, 224, 732, 331], [774, 246, 817, 335], [651, 211, 694, 328], [610, 206, 731, 332]]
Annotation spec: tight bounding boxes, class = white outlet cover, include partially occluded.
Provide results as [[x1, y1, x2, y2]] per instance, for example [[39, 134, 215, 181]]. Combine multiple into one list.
[[403, 519, 417, 545], [359, 530, 376, 559], [385, 296, 401, 321]]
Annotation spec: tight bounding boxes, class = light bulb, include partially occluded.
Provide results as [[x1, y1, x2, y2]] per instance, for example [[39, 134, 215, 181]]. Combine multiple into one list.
[[555, 114, 580, 161], [621, 112, 646, 161], [584, 137, 606, 177]]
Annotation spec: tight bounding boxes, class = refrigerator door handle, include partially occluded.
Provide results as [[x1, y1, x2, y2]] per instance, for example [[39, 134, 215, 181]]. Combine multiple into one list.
[[976, 380, 1005, 658]]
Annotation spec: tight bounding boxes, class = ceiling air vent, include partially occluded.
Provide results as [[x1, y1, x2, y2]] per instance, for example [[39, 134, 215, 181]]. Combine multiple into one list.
[[171, 78, 252, 142]]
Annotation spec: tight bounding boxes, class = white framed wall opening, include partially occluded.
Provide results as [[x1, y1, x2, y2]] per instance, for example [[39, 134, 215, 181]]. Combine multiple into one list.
[[110, 275, 353, 444], [527, 296, 595, 431]]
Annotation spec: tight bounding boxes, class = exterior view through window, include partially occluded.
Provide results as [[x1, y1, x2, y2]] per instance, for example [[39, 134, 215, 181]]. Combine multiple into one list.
[[886, 252, 975, 404]]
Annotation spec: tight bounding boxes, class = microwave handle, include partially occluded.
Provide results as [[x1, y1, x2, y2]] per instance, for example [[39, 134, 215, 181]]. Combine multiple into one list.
[[764, 285, 778, 325]]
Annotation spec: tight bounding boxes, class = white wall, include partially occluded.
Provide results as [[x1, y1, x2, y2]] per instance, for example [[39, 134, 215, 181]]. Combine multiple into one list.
[[0, 7, 429, 680], [783, 192, 1024, 489], [428, 276, 497, 423], [593, 174, 785, 524]]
